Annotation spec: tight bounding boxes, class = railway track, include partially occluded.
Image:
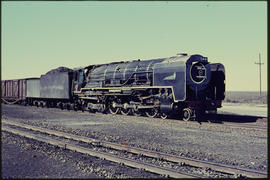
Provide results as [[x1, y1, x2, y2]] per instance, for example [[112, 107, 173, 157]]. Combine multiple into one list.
[[2, 120, 267, 178]]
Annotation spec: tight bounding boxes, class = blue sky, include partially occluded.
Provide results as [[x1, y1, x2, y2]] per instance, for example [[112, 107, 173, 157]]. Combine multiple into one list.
[[1, 1, 267, 91]]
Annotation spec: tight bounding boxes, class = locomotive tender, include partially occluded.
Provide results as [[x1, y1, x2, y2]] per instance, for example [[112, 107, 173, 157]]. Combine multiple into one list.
[[2, 53, 225, 121]]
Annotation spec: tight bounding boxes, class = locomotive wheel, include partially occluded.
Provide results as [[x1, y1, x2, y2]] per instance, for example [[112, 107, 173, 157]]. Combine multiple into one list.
[[109, 101, 119, 114], [132, 109, 142, 116], [121, 103, 131, 115], [86, 102, 96, 113], [183, 108, 192, 121], [81, 103, 87, 112], [121, 108, 131, 115], [98, 104, 107, 114], [145, 108, 158, 118], [73, 104, 78, 111], [89, 108, 96, 113], [160, 113, 168, 119]]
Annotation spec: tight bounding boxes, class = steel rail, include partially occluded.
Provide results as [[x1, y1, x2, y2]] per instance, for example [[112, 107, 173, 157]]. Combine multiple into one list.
[[2, 120, 267, 178], [2, 125, 198, 178]]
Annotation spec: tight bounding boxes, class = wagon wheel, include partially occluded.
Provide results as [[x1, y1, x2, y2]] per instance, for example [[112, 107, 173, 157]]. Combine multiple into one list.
[[70, 104, 75, 111], [50, 101, 56, 108], [145, 108, 158, 118], [109, 101, 120, 114], [160, 112, 168, 119], [35, 101, 39, 107], [66, 104, 71, 111], [59, 103, 64, 110]]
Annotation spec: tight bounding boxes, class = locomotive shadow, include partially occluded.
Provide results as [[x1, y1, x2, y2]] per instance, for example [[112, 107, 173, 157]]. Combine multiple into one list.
[[202, 114, 265, 124]]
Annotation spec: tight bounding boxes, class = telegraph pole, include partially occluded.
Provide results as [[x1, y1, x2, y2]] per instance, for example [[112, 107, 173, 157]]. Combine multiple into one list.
[[255, 53, 264, 96]]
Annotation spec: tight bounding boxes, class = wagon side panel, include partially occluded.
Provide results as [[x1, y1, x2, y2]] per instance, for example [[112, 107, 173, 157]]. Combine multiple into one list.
[[2, 79, 28, 101], [26, 79, 40, 98], [19, 79, 27, 100], [2, 81, 6, 97]]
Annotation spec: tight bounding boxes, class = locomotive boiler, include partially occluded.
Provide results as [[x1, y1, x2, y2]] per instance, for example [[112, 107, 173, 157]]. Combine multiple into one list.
[[72, 53, 225, 121]]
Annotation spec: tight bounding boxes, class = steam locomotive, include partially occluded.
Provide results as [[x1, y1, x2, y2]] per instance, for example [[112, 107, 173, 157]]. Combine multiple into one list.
[[2, 53, 225, 121]]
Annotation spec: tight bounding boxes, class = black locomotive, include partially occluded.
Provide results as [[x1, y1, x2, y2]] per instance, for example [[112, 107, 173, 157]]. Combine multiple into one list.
[[3, 53, 225, 121]]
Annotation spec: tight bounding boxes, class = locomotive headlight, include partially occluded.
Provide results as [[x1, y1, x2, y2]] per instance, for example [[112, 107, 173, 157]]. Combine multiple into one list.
[[190, 62, 207, 84]]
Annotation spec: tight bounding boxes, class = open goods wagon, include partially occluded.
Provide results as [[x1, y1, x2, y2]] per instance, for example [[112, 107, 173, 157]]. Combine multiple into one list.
[[1, 78, 39, 104]]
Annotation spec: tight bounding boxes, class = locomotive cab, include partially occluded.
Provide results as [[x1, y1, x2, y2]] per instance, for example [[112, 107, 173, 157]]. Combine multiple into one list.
[[73, 68, 85, 92]]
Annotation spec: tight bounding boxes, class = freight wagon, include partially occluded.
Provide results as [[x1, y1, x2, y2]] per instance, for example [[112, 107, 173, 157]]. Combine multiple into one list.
[[1, 78, 39, 104]]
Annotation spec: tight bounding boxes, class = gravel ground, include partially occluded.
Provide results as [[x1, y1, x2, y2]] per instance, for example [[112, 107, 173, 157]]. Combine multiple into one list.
[[2, 131, 98, 178], [1, 104, 268, 176]]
